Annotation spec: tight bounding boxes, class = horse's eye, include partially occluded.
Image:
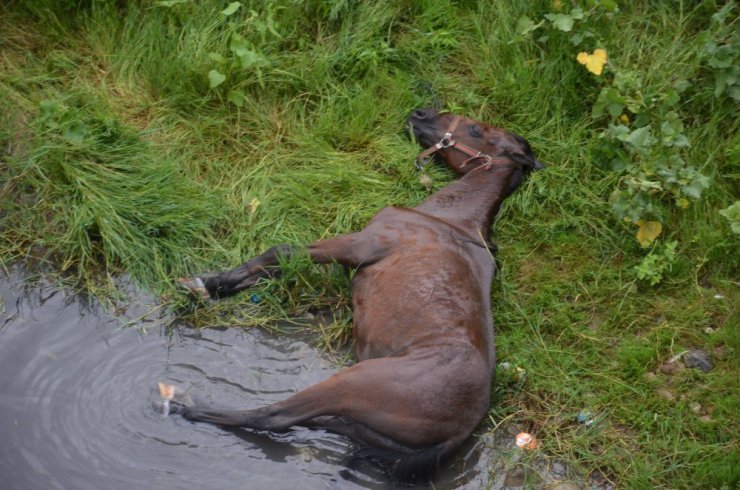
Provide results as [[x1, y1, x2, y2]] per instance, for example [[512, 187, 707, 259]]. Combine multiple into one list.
[[469, 125, 482, 138]]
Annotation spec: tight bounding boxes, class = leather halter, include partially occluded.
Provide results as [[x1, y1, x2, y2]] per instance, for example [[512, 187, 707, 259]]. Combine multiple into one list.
[[415, 115, 515, 171]]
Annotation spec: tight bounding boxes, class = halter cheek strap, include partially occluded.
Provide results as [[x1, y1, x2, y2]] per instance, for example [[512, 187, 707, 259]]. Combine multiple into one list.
[[415, 115, 519, 171]]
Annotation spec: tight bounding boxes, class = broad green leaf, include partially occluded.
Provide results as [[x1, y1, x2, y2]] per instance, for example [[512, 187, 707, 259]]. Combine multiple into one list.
[[708, 45, 734, 69], [671, 134, 690, 147], [238, 50, 262, 68], [673, 80, 691, 93], [610, 156, 629, 172], [599, 0, 619, 12], [221, 2, 241, 16], [681, 174, 711, 198], [62, 122, 86, 145], [593, 87, 625, 118], [233, 45, 249, 58], [728, 85, 740, 101], [516, 16, 542, 36], [516, 15, 534, 34], [662, 89, 680, 106], [660, 115, 682, 137], [208, 69, 226, 88], [39, 100, 59, 118], [607, 123, 630, 139], [208, 52, 227, 64], [619, 125, 654, 150], [719, 201, 740, 234], [228, 90, 245, 107], [230, 34, 247, 55], [39, 100, 61, 127], [711, 2, 734, 24], [633, 112, 650, 127], [545, 13, 574, 32]]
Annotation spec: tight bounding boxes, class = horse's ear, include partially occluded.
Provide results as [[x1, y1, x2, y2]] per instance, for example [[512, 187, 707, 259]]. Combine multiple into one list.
[[510, 133, 544, 171], [506, 151, 545, 171], [514, 152, 545, 171]]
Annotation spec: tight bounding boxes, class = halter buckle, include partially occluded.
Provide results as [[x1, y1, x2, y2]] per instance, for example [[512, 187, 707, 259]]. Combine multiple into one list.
[[436, 132, 455, 149]]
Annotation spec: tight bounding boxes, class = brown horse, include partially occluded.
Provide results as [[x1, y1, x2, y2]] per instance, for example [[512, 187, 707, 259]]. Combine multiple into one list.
[[166, 108, 543, 482]]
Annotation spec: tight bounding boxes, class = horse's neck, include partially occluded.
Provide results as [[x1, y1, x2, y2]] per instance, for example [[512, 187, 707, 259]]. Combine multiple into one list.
[[416, 166, 515, 238]]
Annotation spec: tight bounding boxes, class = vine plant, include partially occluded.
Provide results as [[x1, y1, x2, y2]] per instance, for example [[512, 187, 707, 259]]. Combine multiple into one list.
[[517, 1, 737, 283]]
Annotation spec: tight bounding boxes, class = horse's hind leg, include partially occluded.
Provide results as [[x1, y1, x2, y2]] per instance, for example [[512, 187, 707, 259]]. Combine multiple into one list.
[[180, 231, 382, 299], [163, 353, 480, 482], [167, 355, 463, 450], [170, 363, 368, 431]]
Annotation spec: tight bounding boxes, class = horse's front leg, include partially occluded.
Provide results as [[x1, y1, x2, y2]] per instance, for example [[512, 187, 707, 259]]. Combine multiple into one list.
[[179, 232, 379, 300], [179, 244, 292, 299]]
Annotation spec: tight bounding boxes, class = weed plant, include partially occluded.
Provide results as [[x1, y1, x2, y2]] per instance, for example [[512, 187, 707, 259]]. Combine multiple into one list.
[[0, 0, 737, 487]]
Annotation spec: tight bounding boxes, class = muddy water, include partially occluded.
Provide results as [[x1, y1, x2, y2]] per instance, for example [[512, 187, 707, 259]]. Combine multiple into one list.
[[0, 273, 496, 490]]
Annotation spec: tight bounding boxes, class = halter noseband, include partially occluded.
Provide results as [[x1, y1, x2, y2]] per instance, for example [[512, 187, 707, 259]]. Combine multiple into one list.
[[415, 115, 515, 171]]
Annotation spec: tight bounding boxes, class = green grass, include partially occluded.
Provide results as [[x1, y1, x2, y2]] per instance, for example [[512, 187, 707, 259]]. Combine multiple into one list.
[[0, 1, 737, 487]]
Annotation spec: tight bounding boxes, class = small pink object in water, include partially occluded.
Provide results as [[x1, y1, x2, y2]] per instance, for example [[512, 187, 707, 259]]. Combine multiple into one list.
[[158, 382, 175, 400]]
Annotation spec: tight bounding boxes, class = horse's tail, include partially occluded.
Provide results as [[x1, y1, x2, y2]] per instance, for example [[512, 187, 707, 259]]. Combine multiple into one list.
[[393, 443, 448, 483], [350, 442, 450, 484]]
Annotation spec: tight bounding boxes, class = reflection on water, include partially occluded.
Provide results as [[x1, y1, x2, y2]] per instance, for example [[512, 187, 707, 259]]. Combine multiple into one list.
[[0, 272, 495, 490]]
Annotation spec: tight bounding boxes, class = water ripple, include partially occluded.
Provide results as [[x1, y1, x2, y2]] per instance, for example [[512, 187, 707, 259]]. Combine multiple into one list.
[[0, 273, 491, 490]]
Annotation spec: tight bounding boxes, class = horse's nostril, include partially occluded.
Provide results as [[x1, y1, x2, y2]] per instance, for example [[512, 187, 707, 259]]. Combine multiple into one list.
[[414, 109, 427, 119]]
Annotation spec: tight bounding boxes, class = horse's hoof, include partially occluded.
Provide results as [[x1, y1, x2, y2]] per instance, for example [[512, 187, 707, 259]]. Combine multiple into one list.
[[155, 382, 194, 416], [177, 277, 211, 301], [158, 382, 176, 400]]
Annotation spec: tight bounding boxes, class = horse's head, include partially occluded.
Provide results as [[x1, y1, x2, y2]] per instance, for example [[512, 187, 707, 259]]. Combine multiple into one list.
[[407, 108, 544, 193]]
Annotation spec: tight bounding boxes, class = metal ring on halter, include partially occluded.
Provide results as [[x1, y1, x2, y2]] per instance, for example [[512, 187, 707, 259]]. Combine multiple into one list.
[[437, 133, 454, 148]]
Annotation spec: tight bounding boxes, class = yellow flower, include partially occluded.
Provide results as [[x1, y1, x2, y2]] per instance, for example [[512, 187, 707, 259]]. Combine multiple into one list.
[[577, 48, 607, 75], [619, 114, 630, 125]]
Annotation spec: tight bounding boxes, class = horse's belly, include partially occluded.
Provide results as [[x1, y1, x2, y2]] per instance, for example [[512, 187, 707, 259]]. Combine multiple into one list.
[[350, 253, 492, 360]]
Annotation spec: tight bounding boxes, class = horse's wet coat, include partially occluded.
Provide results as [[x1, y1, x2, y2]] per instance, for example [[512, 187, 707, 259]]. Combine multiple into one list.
[[171, 108, 542, 482]]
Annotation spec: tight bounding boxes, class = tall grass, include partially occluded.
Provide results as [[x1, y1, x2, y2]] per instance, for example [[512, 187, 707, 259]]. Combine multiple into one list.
[[1, 0, 737, 487]]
